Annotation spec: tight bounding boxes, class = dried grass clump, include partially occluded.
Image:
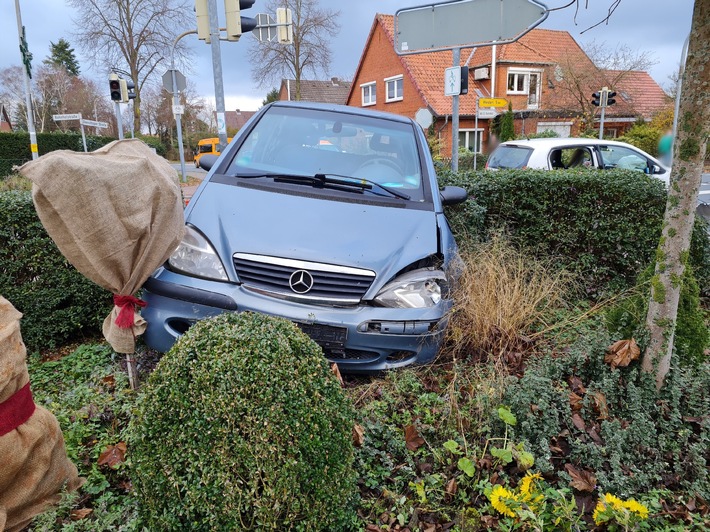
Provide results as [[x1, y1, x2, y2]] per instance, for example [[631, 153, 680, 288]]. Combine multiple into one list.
[[445, 234, 575, 362]]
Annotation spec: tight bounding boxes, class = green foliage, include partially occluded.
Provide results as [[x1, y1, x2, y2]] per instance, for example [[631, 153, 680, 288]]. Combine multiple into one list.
[[606, 264, 709, 367], [135, 135, 166, 156], [129, 312, 358, 531], [0, 131, 116, 177], [262, 87, 280, 106], [44, 38, 81, 76], [502, 327, 710, 499], [500, 104, 515, 142], [27, 343, 139, 530], [517, 129, 560, 140], [617, 123, 662, 157], [438, 168, 710, 296], [0, 191, 111, 351]]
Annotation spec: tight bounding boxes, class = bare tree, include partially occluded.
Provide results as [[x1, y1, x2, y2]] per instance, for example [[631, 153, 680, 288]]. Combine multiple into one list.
[[249, 0, 340, 100], [642, 0, 708, 388], [68, 0, 192, 133]]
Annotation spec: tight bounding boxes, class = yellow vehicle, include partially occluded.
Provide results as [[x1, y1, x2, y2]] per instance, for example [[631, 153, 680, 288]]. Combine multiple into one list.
[[194, 137, 232, 167]]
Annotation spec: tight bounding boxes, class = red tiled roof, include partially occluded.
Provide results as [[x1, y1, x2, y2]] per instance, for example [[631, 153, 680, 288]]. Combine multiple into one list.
[[222, 110, 256, 131], [280, 78, 352, 104], [604, 70, 670, 118], [468, 29, 590, 67]]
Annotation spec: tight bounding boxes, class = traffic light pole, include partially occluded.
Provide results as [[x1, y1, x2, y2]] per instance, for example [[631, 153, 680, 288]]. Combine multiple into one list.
[[208, 0, 229, 153], [451, 47, 461, 172], [598, 103, 606, 140], [114, 102, 124, 140]]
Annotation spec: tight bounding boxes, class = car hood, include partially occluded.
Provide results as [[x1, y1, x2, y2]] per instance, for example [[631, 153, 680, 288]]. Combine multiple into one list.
[[187, 182, 440, 292]]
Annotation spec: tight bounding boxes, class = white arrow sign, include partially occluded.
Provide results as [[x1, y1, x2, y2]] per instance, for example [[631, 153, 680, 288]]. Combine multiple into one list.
[[81, 119, 109, 129], [52, 113, 82, 121]]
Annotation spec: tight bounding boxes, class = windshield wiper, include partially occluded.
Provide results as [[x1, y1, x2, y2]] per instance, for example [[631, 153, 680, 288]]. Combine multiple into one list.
[[235, 172, 410, 200]]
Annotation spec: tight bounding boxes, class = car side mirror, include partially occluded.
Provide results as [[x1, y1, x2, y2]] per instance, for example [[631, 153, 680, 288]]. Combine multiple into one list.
[[440, 186, 467, 206], [199, 154, 219, 172], [651, 164, 663, 175]]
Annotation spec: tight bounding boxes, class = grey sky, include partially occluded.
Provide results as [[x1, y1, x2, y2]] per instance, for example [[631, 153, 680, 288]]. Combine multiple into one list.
[[1, 0, 694, 112]]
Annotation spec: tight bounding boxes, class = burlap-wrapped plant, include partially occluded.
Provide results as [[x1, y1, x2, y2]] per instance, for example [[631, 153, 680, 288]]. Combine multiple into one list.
[[18, 139, 185, 354], [0, 295, 82, 531]]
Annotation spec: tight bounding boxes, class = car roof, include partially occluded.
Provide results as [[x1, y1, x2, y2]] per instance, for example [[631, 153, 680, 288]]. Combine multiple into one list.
[[267, 100, 416, 125], [497, 137, 643, 149]]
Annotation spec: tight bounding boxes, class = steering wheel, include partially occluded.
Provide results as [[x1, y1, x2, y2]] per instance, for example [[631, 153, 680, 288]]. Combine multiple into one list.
[[358, 157, 403, 173]]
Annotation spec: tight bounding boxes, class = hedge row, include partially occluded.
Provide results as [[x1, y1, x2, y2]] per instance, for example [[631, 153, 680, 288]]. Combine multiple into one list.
[[0, 131, 116, 176], [440, 168, 710, 296], [0, 190, 112, 351]]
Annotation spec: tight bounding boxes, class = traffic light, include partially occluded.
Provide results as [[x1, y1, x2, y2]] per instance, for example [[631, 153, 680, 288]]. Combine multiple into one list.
[[125, 79, 136, 101], [195, 0, 210, 43], [606, 90, 617, 106], [225, 0, 257, 41], [109, 73, 122, 102], [591, 91, 601, 107]]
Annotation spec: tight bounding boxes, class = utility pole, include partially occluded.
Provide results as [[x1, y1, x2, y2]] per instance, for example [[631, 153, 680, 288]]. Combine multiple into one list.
[[207, 0, 228, 152], [14, 0, 38, 160]]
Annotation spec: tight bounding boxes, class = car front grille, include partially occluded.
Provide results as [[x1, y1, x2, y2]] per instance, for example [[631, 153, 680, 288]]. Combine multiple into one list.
[[233, 253, 375, 304]]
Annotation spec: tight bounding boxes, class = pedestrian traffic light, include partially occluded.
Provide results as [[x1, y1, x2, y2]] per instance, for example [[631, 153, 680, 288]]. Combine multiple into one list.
[[109, 73, 122, 102], [195, 0, 211, 43], [225, 0, 257, 41], [606, 90, 617, 106], [591, 91, 601, 106]]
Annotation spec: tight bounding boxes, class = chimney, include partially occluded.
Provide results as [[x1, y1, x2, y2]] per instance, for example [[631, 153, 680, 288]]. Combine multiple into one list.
[[331, 77, 339, 86]]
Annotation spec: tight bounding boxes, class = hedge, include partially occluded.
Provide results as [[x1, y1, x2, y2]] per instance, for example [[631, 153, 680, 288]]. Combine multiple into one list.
[[440, 168, 710, 296], [0, 190, 112, 351]]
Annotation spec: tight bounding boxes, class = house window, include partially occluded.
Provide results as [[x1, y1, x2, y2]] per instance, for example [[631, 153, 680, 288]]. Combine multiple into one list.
[[458, 129, 484, 153], [507, 69, 542, 109], [361, 82, 376, 106], [385, 75, 403, 102]]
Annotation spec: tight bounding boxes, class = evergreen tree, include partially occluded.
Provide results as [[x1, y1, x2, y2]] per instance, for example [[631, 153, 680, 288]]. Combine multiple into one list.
[[44, 38, 80, 76], [262, 87, 279, 106], [500, 103, 515, 142]]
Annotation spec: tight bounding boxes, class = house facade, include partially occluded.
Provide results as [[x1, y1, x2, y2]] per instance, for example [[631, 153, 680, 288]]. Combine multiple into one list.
[[0, 104, 12, 132], [347, 15, 670, 156]]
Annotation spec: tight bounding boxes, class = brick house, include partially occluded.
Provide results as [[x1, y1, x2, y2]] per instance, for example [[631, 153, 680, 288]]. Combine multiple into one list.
[[0, 104, 12, 132], [347, 14, 670, 156], [278, 77, 352, 104]]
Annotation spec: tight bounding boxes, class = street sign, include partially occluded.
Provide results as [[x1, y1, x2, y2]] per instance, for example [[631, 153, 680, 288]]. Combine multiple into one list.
[[477, 108, 498, 119], [81, 119, 108, 129], [162, 69, 186, 93], [479, 98, 508, 108], [444, 66, 462, 96], [253, 13, 277, 42], [415, 108, 433, 129], [172, 105, 185, 116], [52, 113, 82, 121], [395, 0, 548, 55]]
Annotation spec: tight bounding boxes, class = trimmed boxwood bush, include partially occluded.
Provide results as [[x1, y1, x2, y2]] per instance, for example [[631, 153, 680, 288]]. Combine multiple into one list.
[[129, 312, 358, 531], [440, 168, 710, 296], [0, 190, 111, 351]]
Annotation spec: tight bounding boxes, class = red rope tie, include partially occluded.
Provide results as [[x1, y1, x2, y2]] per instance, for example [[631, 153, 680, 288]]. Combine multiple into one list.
[[113, 294, 147, 329], [0, 382, 36, 436]]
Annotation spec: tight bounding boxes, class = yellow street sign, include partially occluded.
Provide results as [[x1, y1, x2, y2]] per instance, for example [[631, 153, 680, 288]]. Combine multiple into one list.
[[479, 98, 508, 107]]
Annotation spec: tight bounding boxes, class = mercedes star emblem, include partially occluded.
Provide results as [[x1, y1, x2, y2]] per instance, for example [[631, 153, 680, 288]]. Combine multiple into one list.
[[289, 270, 314, 294]]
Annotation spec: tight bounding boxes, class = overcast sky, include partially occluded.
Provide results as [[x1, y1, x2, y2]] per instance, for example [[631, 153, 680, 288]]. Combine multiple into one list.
[[1, 0, 694, 112]]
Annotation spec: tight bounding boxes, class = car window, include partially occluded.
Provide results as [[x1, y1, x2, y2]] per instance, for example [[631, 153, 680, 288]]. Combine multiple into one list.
[[598, 145, 650, 172], [487, 145, 533, 169], [227, 106, 424, 200], [550, 147, 594, 169]]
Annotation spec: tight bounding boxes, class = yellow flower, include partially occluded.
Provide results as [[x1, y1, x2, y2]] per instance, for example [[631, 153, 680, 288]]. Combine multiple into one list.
[[489, 484, 517, 518], [519, 472, 542, 497], [593, 500, 606, 524], [603, 492, 625, 512], [623, 499, 649, 519]]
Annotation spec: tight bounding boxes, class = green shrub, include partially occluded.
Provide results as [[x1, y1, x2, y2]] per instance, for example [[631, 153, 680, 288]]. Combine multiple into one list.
[[0, 190, 111, 351], [617, 123, 662, 157], [606, 264, 709, 367], [136, 135, 167, 157], [439, 168, 710, 296], [501, 328, 710, 499], [129, 312, 358, 531]]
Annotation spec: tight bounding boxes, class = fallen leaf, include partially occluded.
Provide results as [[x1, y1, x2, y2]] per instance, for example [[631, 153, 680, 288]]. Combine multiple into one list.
[[530, 404, 540, 414], [445, 477, 458, 497], [330, 363, 344, 386], [565, 464, 596, 492], [569, 376, 587, 395], [365, 525, 382, 532], [70, 508, 93, 520], [571, 413, 586, 432], [605, 338, 640, 368], [569, 391, 584, 411], [404, 424, 425, 451], [98, 442, 127, 468], [101, 375, 115, 387], [352, 424, 364, 447], [592, 391, 609, 420]]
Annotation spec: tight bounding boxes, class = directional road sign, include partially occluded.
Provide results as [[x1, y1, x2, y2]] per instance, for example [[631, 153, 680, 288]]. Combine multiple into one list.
[[479, 98, 508, 107], [81, 119, 108, 129], [477, 108, 498, 119], [395, 0, 548, 54]]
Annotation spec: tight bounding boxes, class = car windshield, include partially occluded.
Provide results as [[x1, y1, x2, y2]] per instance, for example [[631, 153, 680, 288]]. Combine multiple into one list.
[[225, 106, 425, 201], [487, 145, 533, 169]]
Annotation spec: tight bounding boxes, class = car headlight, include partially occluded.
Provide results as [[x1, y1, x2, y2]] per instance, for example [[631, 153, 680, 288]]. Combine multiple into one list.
[[168, 225, 228, 281], [374, 269, 446, 308]]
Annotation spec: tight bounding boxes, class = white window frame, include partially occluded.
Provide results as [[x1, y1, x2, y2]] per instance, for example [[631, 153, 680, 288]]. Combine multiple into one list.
[[361, 82, 376, 106], [385, 75, 404, 103], [506, 68, 543, 109], [458, 129, 484, 154]]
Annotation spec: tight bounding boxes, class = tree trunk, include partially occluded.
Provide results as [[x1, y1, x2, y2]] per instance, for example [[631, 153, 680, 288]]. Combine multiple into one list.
[[643, 0, 709, 389]]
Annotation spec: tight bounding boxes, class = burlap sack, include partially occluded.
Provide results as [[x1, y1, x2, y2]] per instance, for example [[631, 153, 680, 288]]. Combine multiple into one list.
[[18, 139, 185, 353], [0, 296, 82, 532]]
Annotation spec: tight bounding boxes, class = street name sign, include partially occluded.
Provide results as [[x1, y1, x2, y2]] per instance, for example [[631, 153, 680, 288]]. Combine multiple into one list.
[[80, 119, 108, 129], [395, 0, 548, 55], [479, 98, 508, 107], [477, 108, 498, 119], [52, 113, 82, 121]]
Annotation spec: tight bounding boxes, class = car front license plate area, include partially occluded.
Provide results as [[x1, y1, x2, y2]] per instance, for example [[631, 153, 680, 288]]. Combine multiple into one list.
[[295, 322, 347, 351]]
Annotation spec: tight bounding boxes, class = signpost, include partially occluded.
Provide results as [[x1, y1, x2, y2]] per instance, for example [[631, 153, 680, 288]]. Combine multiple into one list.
[[53, 113, 89, 152], [395, 0, 548, 170], [479, 98, 508, 108]]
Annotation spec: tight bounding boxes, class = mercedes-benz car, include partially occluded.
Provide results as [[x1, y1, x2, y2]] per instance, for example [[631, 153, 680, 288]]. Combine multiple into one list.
[[141, 101, 467, 372]]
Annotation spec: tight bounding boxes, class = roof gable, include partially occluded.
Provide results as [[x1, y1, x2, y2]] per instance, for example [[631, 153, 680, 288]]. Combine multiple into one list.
[[280, 78, 352, 104]]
